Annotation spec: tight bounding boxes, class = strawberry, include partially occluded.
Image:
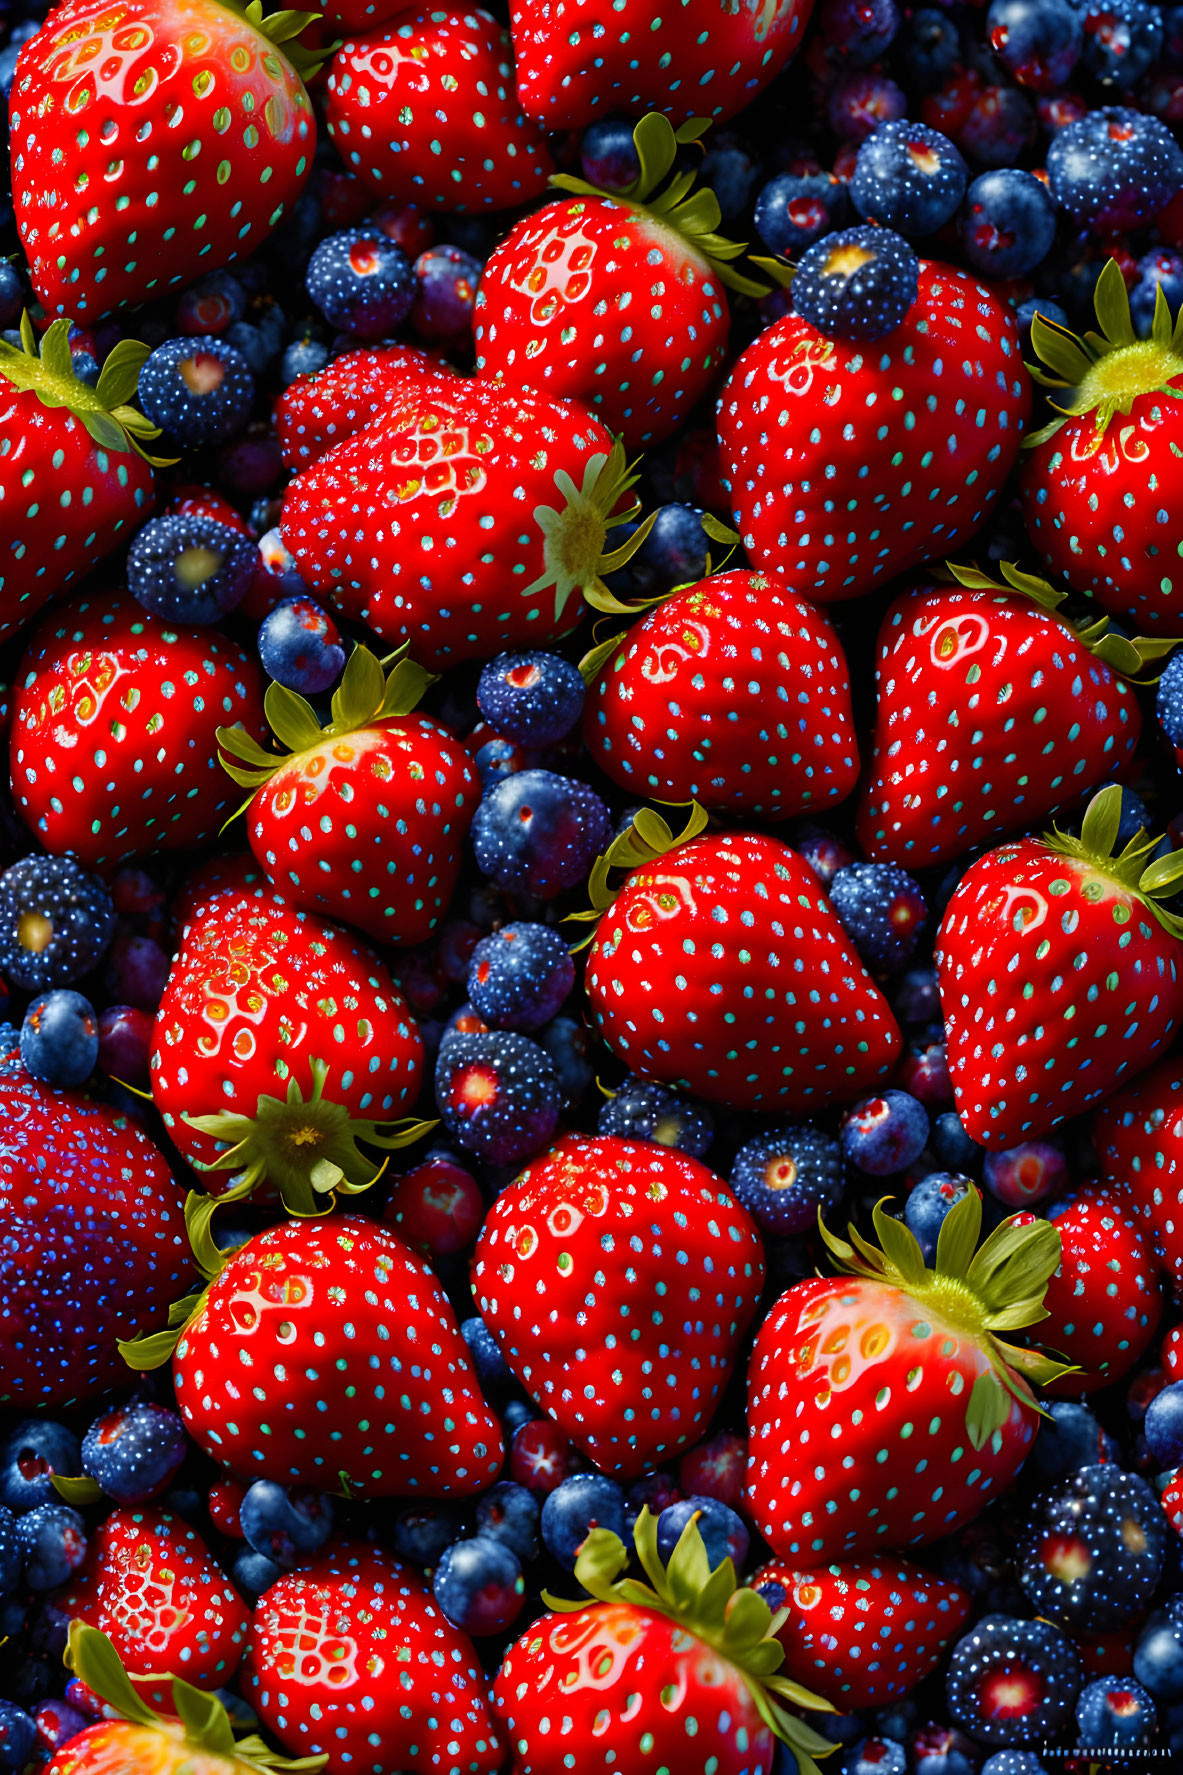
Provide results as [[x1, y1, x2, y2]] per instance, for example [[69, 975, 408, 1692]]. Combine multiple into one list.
[[935, 786, 1183, 1148], [1093, 1054, 1183, 1300], [580, 811, 902, 1112], [244, 1539, 505, 1774], [581, 566, 859, 819], [10, 0, 320, 322], [492, 1506, 835, 1775], [746, 1190, 1069, 1564], [509, 0, 816, 130], [1022, 257, 1183, 631], [716, 259, 1031, 604], [123, 1214, 505, 1500], [10, 590, 267, 871], [752, 1555, 973, 1709], [1, 320, 158, 644], [325, 6, 553, 212], [217, 644, 479, 947], [274, 343, 461, 472], [474, 113, 784, 449], [854, 564, 1152, 870], [280, 376, 653, 669], [59, 1507, 250, 1695], [0, 1040, 190, 1409], [150, 872, 427, 1214], [471, 1131, 765, 1477]]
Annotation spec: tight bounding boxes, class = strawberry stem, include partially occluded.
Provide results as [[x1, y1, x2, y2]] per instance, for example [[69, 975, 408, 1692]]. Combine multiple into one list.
[[1043, 784, 1183, 939], [521, 438, 659, 624], [565, 800, 710, 947], [216, 0, 333, 81], [945, 559, 1183, 680], [0, 316, 168, 463]]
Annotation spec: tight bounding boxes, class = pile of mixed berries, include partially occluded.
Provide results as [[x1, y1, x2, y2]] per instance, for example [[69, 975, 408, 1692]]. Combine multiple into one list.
[[8, 0, 1183, 1772]]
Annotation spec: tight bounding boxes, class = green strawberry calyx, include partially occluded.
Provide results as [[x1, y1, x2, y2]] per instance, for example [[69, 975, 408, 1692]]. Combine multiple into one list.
[[0, 315, 169, 464], [946, 559, 1182, 680], [566, 800, 709, 949], [520, 438, 662, 627], [1025, 257, 1183, 449], [820, 1188, 1074, 1452], [542, 1506, 836, 1775], [1042, 783, 1183, 942], [578, 513, 743, 657], [550, 113, 793, 299], [218, 0, 333, 82], [66, 1621, 328, 1772]]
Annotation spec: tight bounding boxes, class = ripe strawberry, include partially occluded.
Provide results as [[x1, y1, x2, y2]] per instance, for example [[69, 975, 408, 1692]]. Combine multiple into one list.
[[244, 1539, 505, 1774], [1, 321, 157, 643], [150, 873, 426, 1214], [60, 1507, 249, 1695], [325, 6, 553, 211], [855, 564, 1148, 870], [492, 1506, 835, 1775], [1093, 1054, 1183, 1299], [1022, 257, 1183, 630], [474, 113, 782, 449], [936, 786, 1183, 1148], [471, 1132, 765, 1477], [0, 1040, 190, 1409], [752, 1555, 972, 1709], [746, 1190, 1069, 1563], [581, 814, 902, 1112], [10, 590, 267, 871], [10, 0, 319, 321], [582, 567, 859, 818], [218, 643, 479, 947], [124, 1215, 504, 1500], [716, 259, 1031, 603], [274, 342, 460, 471], [281, 376, 651, 669], [509, 0, 816, 130]]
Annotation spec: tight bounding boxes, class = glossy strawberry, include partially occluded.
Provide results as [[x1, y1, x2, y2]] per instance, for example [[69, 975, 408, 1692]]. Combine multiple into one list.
[[11, 0, 318, 321], [244, 1540, 504, 1774], [582, 567, 859, 818], [746, 1192, 1068, 1563], [274, 343, 461, 471], [218, 645, 479, 948], [472, 1132, 765, 1477], [582, 814, 902, 1112], [1093, 1054, 1183, 1299], [325, 6, 553, 211], [717, 259, 1031, 603], [753, 1555, 972, 1709], [11, 591, 266, 870], [936, 787, 1183, 1148]]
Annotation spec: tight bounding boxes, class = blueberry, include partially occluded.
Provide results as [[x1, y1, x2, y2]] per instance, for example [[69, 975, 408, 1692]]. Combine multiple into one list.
[[0, 1510, 20, 1598], [471, 769, 610, 899], [1013, 297, 1069, 355], [904, 1172, 973, 1262], [850, 121, 967, 235], [930, 1111, 984, 1176], [945, 1614, 1080, 1746], [476, 651, 585, 748], [541, 1473, 626, 1571], [1146, 1382, 1183, 1469], [729, 1125, 844, 1236], [16, 1505, 87, 1590], [433, 1533, 524, 1635], [828, 70, 908, 143], [538, 1015, 595, 1107], [700, 133, 761, 221], [474, 734, 543, 793], [1047, 107, 1183, 232], [19, 991, 98, 1088], [475, 1481, 540, 1563], [0, 857, 114, 991], [280, 336, 330, 386], [1132, 248, 1183, 334], [980, 1756, 1048, 1775], [0, 1701, 36, 1772], [307, 227, 415, 340], [900, 8, 962, 88], [138, 335, 254, 445], [0, 262, 23, 331], [238, 1481, 334, 1568], [1075, 1676, 1156, 1746], [830, 861, 927, 974], [80, 1401, 188, 1506], [255, 526, 312, 606], [467, 923, 574, 1033], [127, 513, 256, 625], [435, 1029, 561, 1165], [656, 1496, 749, 1570], [1029, 1401, 1120, 1484], [983, 1140, 1069, 1209], [1158, 650, 1183, 748], [631, 503, 712, 594], [817, 0, 900, 65], [390, 1501, 469, 1570], [1019, 1466, 1167, 1631], [580, 118, 641, 191], [257, 596, 346, 694], [961, 85, 1035, 169], [842, 1091, 930, 1177], [754, 168, 848, 256], [961, 170, 1057, 277], [411, 245, 482, 342], [1136, 1617, 1183, 1701], [0, 1422, 81, 1517], [599, 1078, 714, 1159], [461, 1317, 518, 1398], [987, 0, 1082, 90], [1078, 0, 1164, 88], [176, 270, 247, 336], [231, 1547, 284, 1602]]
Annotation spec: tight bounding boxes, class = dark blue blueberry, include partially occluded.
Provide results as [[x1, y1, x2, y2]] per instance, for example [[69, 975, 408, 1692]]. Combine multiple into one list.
[[1078, 0, 1164, 87], [1131, 248, 1183, 335], [1136, 1617, 1183, 1700], [987, 0, 1082, 90], [983, 1139, 1069, 1209], [471, 769, 610, 899], [1014, 296, 1070, 353], [930, 1111, 984, 1176], [754, 169, 848, 256], [231, 1547, 284, 1602], [656, 1496, 749, 1571], [851, 121, 967, 235], [900, 8, 962, 88], [729, 1124, 844, 1236], [0, 856, 114, 991], [793, 225, 920, 341], [599, 1077, 714, 1159], [700, 133, 761, 221], [138, 335, 254, 445], [476, 650, 586, 747], [307, 227, 414, 341], [830, 861, 927, 974], [842, 1091, 930, 1177], [80, 1401, 187, 1506], [411, 245, 482, 342], [1158, 650, 1183, 748], [474, 736, 544, 794], [580, 118, 641, 191], [0, 1509, 20, 1598], [474, 1482, 540, 1564], [390, 1501, 468, 1570], [791, 821, 855, 889], [1076, 1676, 1156, 1746], [541, 1473, 626, 1571], [225, 304, 284, 373], [502, 1398, 537, 1438], [433, 1533, 523, 1636], [818, 0, 900, 64], [961, 170, 1057, 277], [828, 69, 908, 142], [0, 1422, 81, 1517], [980, 1756, 1048, 1775], [904, 1172, 972, 1262], [1106, 782, 1152, 844], [256, 526, 312, 605], [127, 514, 256, 625], [631, 503, 712, 594], [911, 1727, 988, 1775], [1146, 1381, 1183, 1468], [258, 596, 345, 695], [19, 990, 98, 1088], [16, 1505, 87, 1591], [0, 263, 22, 332], [946, 1614, 1080, 1746], [846, 1740, 907, 1775], [176, 270, 246, 336], [280, 335, 330, 386], [239, 1481, 334, 1569], [461, 1317, 518, 1399], [0, 1701, 35, 1772], [1029, 1401, 1120, 1484], [1019, 1466, 1166, 1631], [1047, 108, 1183, 232], [435, 1029, 561, 1165], [467, 922, 575, 1033], [538, 1015, 595, 1107]]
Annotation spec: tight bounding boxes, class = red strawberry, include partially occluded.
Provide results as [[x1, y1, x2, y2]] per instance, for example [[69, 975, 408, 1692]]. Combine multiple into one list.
[[935, 787, 1183, 1148], [1022, 257, 1183, 630], [854, 565, 1147, 870], [244, 1540, 505, 1773], [509, 0, 816, 130], [217, 644, 479, 947], [274, 342, 461, 471], [10, 0, 319, 321], [325, 6, 553, 211], [150, 874, 426, 1214], [471, 1132, 765, 1477], [582, 567, 859, 818], [59, 1507, 249, 1695], [582, 816, 902, 1112], [1093, 1054, 1183, 1299], [492, 1507, 834, 1775], [0, 1041, 190, 1409], [124, 1215, 505, 1499], [716, 259, 1031, 603], [10, 590, 266, 871], [752, 1556, 972, 1709], [746, 1191, 1069, 1563], [1, 321, 157, 643], [281, 377, 650, 669]]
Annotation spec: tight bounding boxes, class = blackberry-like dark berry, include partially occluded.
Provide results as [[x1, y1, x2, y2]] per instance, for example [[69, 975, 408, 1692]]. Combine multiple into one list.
[[830, 861, 927, 975], [127, 514, 255, 625], [729, 1124, 844, 1235], [598, 1077, 714, 1159], [0, 856, 115, 991], [476, 651, 586, 748], [466, 922, 576, 1032], [1018, 1465, 1167, 1632], [434, 1029, 561, 1166], [138, 335, 254, 445], [945, 1613, 1080, 1747], [850, 120, 967, 235]]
